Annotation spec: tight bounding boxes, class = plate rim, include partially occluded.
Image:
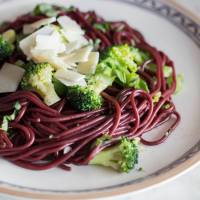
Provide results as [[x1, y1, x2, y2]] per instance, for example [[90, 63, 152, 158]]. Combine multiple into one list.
[[0, 0, 199, 199]]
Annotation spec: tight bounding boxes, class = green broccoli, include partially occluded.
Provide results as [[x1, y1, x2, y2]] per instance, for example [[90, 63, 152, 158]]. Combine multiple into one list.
[[0, 34, 14, 62], [66, 72, 114, 111], [99, 44, 149, 90], [62, 45, 150, 111], [89, 137, 139, 173], [21, 62, 60, 105], [53, 77, 68, 97]]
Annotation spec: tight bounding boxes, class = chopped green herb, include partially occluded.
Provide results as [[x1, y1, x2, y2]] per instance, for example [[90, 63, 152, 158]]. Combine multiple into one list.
[[15, 60, 25, 68], [95, 134, 111, 146], [175, 74, 184, 95], [14, 101, 21, 110], [0, 101, 21, 132], [65, 6, 76, 12], [166, 75, 173, 88], [93, 39, 101, 50], [163, 103, 171, 109], [167, 73, 184, 95], [153, 92, 162, 103], [163, 66, 173, 78], [148, 64, 172, 78], [33, 3, 58, 17], [1, 117, 9, 132], [93, 23, 110, 33]]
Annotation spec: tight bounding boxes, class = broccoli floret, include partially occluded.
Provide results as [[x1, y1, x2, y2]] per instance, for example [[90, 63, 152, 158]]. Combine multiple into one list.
[[62, 45, 150, 111], [89, 137, 139, 173], [67, 85, 102, 111], [21, 62, 60, 105], [99, 45, 149, 89], [53, 77, 68, 97], [0, 35, 14, 62], [66, 73, 113, 111]]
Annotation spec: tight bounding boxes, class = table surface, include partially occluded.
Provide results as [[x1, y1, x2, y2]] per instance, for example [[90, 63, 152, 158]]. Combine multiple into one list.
[[0, 0, 199, 200]]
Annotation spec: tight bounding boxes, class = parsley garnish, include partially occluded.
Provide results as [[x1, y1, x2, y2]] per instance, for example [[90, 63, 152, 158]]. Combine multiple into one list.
[[0, 101, 21, 132], [93, 23, 110, 33]]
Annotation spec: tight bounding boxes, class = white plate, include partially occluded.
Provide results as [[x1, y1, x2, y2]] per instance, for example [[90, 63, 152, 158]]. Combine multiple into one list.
[[0, 0, 200, 199]]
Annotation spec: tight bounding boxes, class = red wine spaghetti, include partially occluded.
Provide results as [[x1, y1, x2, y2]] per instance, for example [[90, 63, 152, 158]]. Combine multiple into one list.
[[0, 6, 180, 171]]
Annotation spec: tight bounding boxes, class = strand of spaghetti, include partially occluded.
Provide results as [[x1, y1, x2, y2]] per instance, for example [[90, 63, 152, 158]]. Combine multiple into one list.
[[7, 117, 112, 161], [137, 70, 155, 92], [140, 111, 181, 146], [20, 144, 70, 162], [159, 51, 167, 92], [129, 91, 140, 135], [12, 124, 112, 170], [0, 7, 181, 170], [73, 10, 111, 47], [0, 131, 13, 148], [0, 14, 45, 33], [101, 92, 121, 135], [55, 116, 106, 139], [34, 108, 105, 122], [0, 124, 35, 153], [136, 43, 163, 96], [0, 91, 58, 115], [129, 96, 170, 138], [163, 61, 177, 98], [14, 106, 27, 122], [27, 108, 59, 117], [53, 99, 66, 113], [143, 110, 174, 133]]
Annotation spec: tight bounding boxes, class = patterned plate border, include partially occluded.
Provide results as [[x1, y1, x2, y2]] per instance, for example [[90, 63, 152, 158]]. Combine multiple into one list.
[[117, 0, 200, 47], [0, 0, 199, 199]]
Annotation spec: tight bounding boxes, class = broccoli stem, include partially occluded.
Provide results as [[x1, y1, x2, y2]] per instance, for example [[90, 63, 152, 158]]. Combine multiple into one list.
[[89, 137, 139, 173]]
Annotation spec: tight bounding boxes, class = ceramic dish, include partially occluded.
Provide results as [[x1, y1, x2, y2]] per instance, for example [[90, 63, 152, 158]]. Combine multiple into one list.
[[0, 0, 200, 199]]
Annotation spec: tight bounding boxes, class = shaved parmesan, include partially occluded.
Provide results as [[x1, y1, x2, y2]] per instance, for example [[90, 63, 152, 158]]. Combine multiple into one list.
[[61, 46, 92, 65], [77, 52, 99, 75], [56, 77, 86, 87], [23, 17, 56, 35], [65, 37, 88, 54], [30, 49, 70, 70], [57, 16, 85, 42], [55, 68, 85, 82], [19, 26, 54, 59], [55, 68, 86, 87], [61, 31, 83, 42], [57, 16, 84, 35], [0, 63, 25, 93], [35, 31, 66, 53]]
